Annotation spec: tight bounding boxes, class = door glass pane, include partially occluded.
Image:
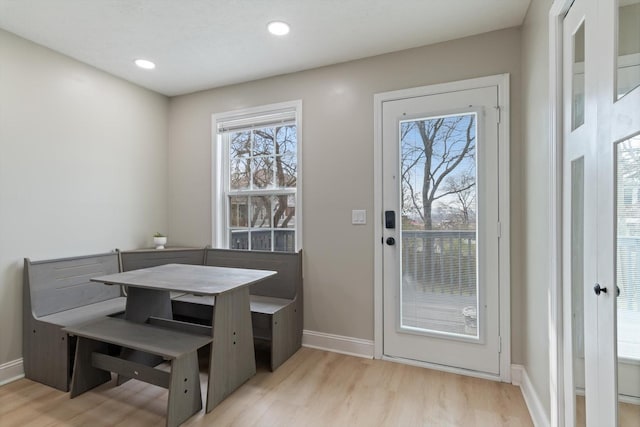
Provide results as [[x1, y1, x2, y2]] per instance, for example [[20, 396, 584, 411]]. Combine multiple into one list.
[[573, 21, 586, 130], [616, 135, 640, 425], [617, 0, 640, 99], [571, 157, 586, 427], [399, 112, 478, 339]]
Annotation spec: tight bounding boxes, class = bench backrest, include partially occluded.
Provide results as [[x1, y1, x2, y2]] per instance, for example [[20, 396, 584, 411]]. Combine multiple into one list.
[[25, 253, 121, 318], [119, 248, 205, 272], [204, 248, 302, 300]]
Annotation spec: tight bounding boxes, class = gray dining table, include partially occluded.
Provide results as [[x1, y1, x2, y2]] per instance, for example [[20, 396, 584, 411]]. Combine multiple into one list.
[[91, 263, 277, 411]]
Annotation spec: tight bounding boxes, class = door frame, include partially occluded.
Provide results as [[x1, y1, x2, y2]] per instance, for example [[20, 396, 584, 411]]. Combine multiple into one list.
[[373, 74, 511, 382]]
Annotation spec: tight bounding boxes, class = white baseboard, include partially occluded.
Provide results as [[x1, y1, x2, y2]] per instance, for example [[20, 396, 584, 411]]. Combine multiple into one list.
[[302, 330, 374, 359], [512, 364, 549, 427], [0, 358, 24, 386]]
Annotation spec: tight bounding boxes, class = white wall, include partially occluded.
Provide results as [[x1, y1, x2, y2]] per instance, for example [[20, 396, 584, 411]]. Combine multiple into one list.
[[521, 0, 553, 419], [0, 29, 169, 366], [168, 28, 524, 361]]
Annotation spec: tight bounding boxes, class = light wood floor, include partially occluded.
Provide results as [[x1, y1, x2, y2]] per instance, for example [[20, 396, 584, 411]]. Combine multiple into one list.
[[1, 347, 533, 426]]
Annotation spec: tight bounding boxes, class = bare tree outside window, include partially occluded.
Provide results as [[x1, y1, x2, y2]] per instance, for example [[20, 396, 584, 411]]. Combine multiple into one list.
[[400, 112, 478, 337], [401, 114, 476, 231], [227, 124, 297, 251]]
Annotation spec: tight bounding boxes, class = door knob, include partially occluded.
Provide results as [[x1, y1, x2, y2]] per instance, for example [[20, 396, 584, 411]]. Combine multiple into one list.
[[594, 283, 607, 295], [386, 237, 396, 246]]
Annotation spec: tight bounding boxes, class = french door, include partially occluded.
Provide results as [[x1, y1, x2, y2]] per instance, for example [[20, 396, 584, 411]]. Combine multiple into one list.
[[562, 0, 640, 425], [378, 76, 509, 377]]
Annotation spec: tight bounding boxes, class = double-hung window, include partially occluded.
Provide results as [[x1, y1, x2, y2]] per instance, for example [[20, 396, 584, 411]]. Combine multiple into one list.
[[213, 101, 301, 252]]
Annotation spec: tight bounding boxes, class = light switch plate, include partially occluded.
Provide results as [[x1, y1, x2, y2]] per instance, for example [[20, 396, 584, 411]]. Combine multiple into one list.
[[352, 209, 366, 225]]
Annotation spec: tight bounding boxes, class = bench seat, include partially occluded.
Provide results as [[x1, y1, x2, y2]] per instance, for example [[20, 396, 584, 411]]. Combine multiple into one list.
[[64, 317, 212, 427], [39, 297, 126, 326], [172, 293, 292, 315]]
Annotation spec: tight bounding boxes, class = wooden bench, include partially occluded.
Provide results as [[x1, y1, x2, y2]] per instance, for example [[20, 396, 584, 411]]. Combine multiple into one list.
[[23, 253, 126, 391], [172, 248, 303, 371], [64, 317, 212, 427]]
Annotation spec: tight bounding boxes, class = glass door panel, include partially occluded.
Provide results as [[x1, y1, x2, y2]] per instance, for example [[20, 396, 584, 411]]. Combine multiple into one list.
[[616, 135, 640, 425], [399, 112, 478, 340], [573, 21, 586, 130], [572, 158, 587, 427], [617, 0, 640, 99]]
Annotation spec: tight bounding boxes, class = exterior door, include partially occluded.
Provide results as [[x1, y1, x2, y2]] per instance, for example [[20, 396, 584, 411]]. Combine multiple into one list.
[[381, 77, 507, 376], [562, 0, 640, 425]]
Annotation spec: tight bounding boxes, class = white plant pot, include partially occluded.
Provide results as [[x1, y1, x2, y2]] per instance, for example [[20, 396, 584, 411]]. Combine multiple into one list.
[[153, 236, 167, 249]]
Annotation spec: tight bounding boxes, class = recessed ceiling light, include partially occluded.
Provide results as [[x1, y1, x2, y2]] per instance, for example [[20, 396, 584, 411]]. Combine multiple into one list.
[[267, 21, 290, 36], [134, 59, 156, 70]]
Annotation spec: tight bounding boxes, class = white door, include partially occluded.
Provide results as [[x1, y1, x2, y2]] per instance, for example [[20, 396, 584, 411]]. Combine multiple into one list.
[[562, 0, 640, 425], [561, 0, 599, 424], [381, 77, 507, 376], [601, 0, 640, 424]]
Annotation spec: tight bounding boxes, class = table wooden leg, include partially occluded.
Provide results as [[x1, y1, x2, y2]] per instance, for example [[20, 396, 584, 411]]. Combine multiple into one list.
[[118, 287, 173, 384], [206, 287, 255, 412]]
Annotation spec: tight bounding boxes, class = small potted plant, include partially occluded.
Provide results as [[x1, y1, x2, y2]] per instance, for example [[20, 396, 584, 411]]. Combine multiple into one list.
[[153, 232, 167, 249]]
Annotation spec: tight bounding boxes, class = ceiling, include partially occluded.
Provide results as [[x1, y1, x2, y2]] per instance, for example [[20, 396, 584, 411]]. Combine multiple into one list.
[[0, 0, 531, 97]]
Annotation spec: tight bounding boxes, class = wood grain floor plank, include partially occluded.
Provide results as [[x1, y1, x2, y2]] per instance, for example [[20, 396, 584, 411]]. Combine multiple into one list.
[[1, 348, 536, 427]]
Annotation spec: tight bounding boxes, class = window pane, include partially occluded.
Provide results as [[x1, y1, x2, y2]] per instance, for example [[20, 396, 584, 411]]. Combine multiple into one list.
[[230, 158, 250, 190], [275, 125, 297, 157], [251, 230, 271, 251], [250, 196, 271, 228], [617, 0, 640, 99], [230, 131, 251, 157], [274, 229, 295, 252], [229, 230, 248, 250], [229, 196, 248, 227], [273, 195, 295, 228], [253, 128, 274, 155], [276, 155, 297, 188], [252, 156, 274, 189]]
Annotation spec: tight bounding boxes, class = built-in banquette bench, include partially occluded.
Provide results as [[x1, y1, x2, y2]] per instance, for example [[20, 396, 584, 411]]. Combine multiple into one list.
[[23, 253, 126, 391], [23, 247, 302, 392], [119, 247, 303, 371]]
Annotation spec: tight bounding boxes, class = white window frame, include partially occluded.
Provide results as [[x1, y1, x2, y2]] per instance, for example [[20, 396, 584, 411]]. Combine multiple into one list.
[[212, 100, 303, 251]]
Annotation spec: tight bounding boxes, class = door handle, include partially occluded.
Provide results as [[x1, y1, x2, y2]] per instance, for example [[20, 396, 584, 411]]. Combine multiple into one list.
[[593, 284, 621, 296], [386, 237, 396, 246], [593, 283, 607, 295]]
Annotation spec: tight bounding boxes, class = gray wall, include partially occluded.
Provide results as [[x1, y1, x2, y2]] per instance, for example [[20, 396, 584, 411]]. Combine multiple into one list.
[[167, 27, 524, 361], [0, 29, 169, 365], [521, 0, 552, 418]]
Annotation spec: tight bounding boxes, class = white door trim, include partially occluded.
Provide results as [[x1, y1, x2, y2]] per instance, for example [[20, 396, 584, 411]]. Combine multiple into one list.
[[373, 74, 511, 382], [548, 1, 577, 426]]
